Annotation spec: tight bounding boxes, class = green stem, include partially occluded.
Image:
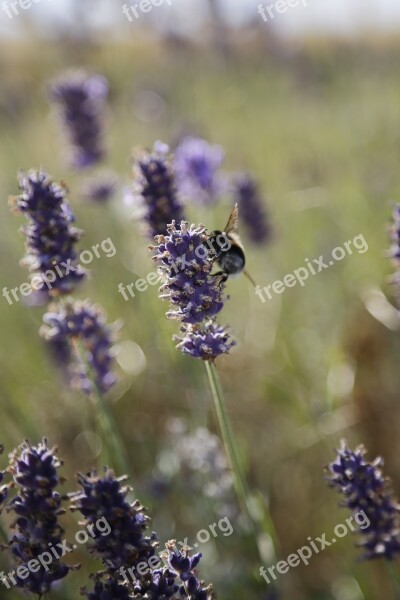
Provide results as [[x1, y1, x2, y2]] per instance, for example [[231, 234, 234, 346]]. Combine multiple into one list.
[[205, 360, 277, 565], [74, 341, 131, 477]]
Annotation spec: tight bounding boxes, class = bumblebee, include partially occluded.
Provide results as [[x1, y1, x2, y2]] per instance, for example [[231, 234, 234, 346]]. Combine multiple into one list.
[[208, 203, 256, 286]]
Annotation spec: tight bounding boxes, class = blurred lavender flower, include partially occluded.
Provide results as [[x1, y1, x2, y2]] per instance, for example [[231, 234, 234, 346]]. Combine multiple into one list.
[[134, 142, 184, 238], [10, 170, 85, 300], [40, 299, 119, 395], [388, 203, 400, 303], [174, 136, 225, 205], [50, 70, 108, 169], [150, 420, 235, 517], [80, 172, 118, 204], [5, 440, 72, 596], [326, 441, 400, 560], [70, 468, 158, 573], [151, 221, 225, 324], [174, 322, 235, 360], [233, 173, 271, 244], [388, 203, 400, 262]]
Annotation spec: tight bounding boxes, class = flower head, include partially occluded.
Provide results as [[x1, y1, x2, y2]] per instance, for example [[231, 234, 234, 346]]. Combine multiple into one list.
[[151, 221, 226, 324], [233, 173, 271, 244], [50, 70, 108, 169], [81, 172, 118, 204], [326, 441, 400, 560], [174, 137, 225, 205], [10, 170, 85, 300], [40, 299, 118, 395], [83, 576, 132, 600], [165, 544, 214, 599], [70, 469, 158, 573], [5, 440, 71, 596], [174, 322, 235, 361], [134, 143, 184, 238]]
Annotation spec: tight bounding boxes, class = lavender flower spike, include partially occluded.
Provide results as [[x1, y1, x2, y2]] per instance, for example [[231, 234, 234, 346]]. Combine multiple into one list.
[[50, 70, 108, 169], [40, 299, 119, 395], [233, 173, 271, 244], [326, 440, 400, 560], [174, 321, 236, 361], [134, 142, 184, 238], [70, 469, 158, 571], [10, 170, 85, 300], [151, 220, 226, 324], [174, 136, 225, 205], [5, 440, 72, 596]]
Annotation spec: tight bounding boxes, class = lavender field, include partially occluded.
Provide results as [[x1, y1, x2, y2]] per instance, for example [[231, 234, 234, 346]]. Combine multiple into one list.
[[1, 13, 400, 600]]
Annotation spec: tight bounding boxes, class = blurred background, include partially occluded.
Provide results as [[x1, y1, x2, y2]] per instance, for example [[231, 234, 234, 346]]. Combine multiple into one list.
[[1, 1, 400, 599]]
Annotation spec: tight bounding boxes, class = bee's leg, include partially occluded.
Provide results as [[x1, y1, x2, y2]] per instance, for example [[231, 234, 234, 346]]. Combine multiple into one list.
[[211, 271, 228, 286]]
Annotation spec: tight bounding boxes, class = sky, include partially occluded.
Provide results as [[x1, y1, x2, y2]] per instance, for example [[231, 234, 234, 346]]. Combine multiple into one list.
[[2, 0, 400, 38]]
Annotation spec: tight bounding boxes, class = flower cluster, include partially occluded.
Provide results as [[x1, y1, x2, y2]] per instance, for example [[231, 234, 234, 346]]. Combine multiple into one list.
[[153, 222, 225, 324], [233, 173, 271, 245], [10, 170, 85, 300], [70, 469, 158, 573], [134, 143, 185, 238], [175, 322, 235, 360], [132, 544, 214, 600], [174, 136, 225, 205], [50, 70, 108, 169], [40, 299, 118, 395], [4, 440, 71, 596], [72, 470, 214, 600], [151, 220, 235, 360], [326, 441, 400, 560]]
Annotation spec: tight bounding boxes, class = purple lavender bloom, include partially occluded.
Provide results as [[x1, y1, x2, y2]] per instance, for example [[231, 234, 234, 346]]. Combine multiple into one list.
[[135, 143, 184, 238], [10, 170, 85, 299], [5, 440, 71, 596], [40, 299, 118, 395], [151, 221, 226, 324], [174, 136, 225, 205], [326, 441, 400, 560], [174, 321, 236, 361], [165, 544, 214, 599], [70, 469, 158, 573], [50, 70, 108, 169], [81, 172, 118, 204], [389, 203, 400, 262], [233, 173, 271, 244], [132, 567, 179, 599], [83, 576, 132, 600]]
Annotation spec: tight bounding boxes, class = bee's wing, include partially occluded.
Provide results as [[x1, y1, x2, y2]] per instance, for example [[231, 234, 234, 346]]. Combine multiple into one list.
[[224, 203, 239, 235]]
